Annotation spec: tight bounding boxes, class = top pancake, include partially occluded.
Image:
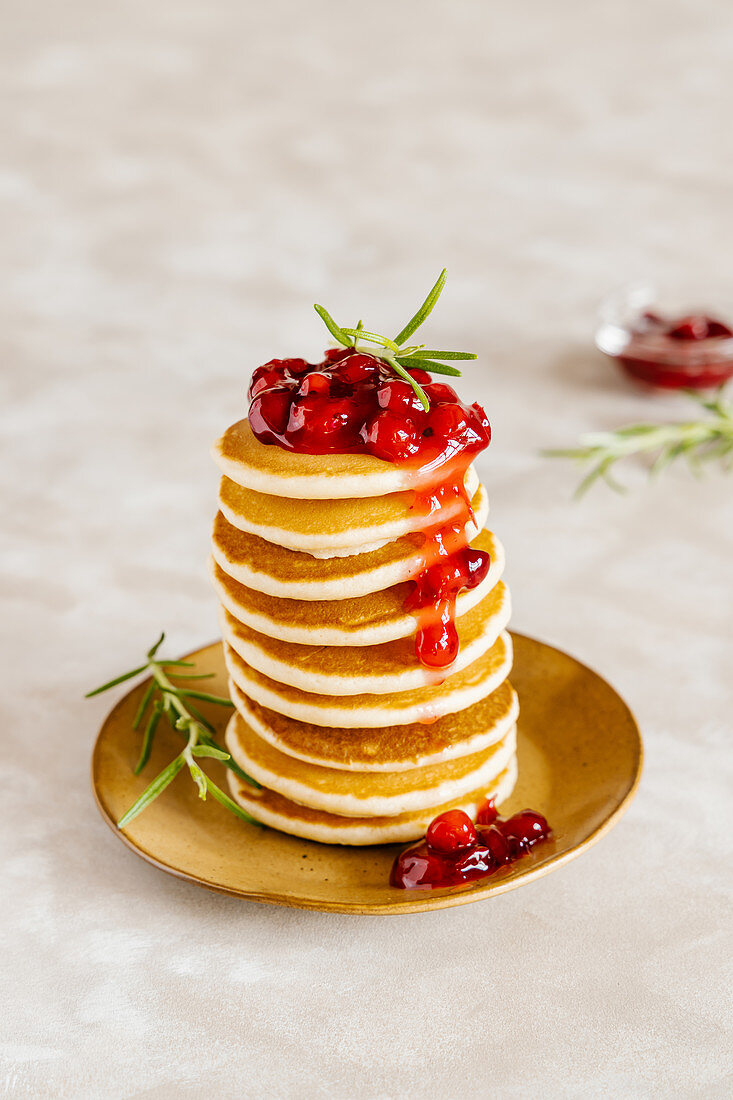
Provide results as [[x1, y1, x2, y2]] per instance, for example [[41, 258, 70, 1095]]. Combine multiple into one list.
[[213, 418, 450, 500]]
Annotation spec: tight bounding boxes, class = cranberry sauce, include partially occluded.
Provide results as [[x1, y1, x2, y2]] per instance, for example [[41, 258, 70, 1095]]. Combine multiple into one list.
[[616, 311, 733, 389], [247, 348, 492, 670], [404, 506, 491, 669], [390, 802, 552, 890], [248, 347, 490, 463]]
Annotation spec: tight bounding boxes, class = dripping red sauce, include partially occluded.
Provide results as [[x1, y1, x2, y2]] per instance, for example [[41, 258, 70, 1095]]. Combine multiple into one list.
[[390, 802, 552, 890], [614, 311, 733, 389], [247, 348, 492, 669]]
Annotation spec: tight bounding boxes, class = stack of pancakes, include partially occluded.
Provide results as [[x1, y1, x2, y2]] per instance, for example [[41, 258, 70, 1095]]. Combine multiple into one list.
[[210, 419, 518, 845]]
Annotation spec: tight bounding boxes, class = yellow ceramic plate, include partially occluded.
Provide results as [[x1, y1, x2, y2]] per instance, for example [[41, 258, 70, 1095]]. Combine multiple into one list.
[[91, 634, 642, 914]]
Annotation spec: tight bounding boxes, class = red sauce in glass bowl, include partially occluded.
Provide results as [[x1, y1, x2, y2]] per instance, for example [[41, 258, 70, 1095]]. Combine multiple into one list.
[[599, 307, 733, 390]]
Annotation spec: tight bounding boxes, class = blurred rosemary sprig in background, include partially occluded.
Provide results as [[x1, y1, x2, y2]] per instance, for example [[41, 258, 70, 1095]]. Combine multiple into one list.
[[86, 632, 260, 830], [545, 386, 733, 497]]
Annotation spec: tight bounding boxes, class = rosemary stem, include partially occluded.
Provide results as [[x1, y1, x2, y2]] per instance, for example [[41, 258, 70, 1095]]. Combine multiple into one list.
[[313, 270, 475, 401], [90, 638, 262, 829], [581, 418, 730, 458], [545, 386, 733, 494]]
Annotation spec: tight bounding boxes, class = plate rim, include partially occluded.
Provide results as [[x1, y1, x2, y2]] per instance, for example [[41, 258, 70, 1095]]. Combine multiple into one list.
[[91, 632, 643, 915]]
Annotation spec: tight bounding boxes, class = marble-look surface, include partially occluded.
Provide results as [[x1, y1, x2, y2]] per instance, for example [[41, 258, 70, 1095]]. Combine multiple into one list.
[[2, 2, 732, 1097]]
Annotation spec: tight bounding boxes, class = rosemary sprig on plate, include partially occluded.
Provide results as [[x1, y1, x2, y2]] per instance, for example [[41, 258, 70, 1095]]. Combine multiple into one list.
[[545, 387, 733, 497], [314, 269, 477, 411], [86, 632, 260, 830]]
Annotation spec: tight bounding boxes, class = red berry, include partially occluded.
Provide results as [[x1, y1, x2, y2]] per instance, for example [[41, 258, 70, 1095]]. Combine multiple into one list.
[[390, 845, 447, 889], [426, 809, 477, 854], [476, 798, 498, 826], [288, 395, 356, 446], [362, 409, 420, 462], [339, 353, 381, 384], [705, 318, 733, 338], [477, 824, 511, 865], [427, 403, 469, 439], [423, 382, 458, 404], [667, 315, 710, 341], [249, 363, 286, 398], [249, 358, 309, 397], [455, 843, 497, 878], [324, 347, 353, 363], [405, 546, 490, 610], [471, 403, 492, 442], [408, 367, 431, 384], [297, 371, 332, 397], [377, 379, 425, 415], [498, 810, 551, 856], [249, 390, 292, 434], [464, 548, 491, 589], [281, 358, 310, 376]]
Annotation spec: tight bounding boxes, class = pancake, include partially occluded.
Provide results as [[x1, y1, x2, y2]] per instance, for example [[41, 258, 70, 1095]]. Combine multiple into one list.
[[210, 487, 489, 600], [220, 581, 511, 694], [209, 530, 504, 646], [226, 758, 518, 845], [214, 418, 448, 500], [218, 469, 481, 555], [227, 679, 519, 771], [224, 631, 514, 727], [225, 712, 516, 817]]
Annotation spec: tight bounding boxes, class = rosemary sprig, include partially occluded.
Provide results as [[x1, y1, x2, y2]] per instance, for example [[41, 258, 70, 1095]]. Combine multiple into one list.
[[544, 387, 733, 497], [87, 632, 260, 830], [314, 269, 476, 411]]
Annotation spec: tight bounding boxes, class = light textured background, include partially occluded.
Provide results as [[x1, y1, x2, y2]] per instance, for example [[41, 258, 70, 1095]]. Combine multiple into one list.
[[2, 2, 732, 1097]]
